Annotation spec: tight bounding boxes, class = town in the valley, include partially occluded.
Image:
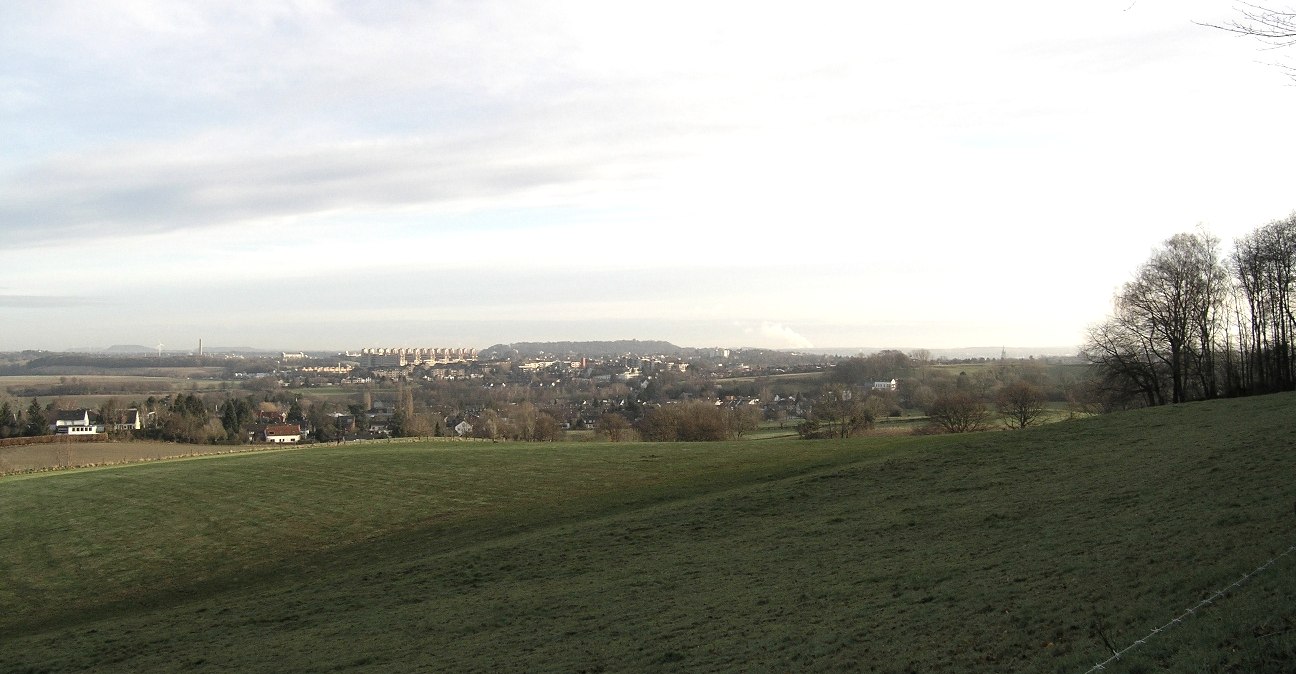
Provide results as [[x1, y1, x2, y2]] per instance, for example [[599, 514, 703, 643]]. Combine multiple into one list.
[[0, 340, 1083, 448]]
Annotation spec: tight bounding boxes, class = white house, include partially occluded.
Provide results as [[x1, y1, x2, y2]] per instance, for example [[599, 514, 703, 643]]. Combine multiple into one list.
[[109, 408, 146, 432], [264, 424, 303, 443], [871, 379, 898, 392], [53, 409, 103, 435]]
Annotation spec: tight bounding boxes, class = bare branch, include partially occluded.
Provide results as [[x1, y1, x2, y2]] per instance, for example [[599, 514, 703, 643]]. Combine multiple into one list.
[[1197, 4, 1296, 80], [1197, 3, 1296, 43]]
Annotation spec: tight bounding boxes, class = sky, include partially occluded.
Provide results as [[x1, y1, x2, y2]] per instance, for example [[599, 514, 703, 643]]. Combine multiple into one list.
[[3, 1, 1295, 353]]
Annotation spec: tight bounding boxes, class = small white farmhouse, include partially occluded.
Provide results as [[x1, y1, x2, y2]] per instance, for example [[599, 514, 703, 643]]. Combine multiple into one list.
[[264, 424, 303, 443], [52, 409, 103, 435], [109, 408, 146, 432]]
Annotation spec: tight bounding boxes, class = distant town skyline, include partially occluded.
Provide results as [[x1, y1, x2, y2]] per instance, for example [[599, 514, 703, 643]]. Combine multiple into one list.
[[3, 2, 1294, 352]]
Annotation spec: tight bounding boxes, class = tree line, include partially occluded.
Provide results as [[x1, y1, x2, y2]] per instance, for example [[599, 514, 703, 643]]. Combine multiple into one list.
[[0, 399, 52, 438], [1085, 213, 1296, 407]]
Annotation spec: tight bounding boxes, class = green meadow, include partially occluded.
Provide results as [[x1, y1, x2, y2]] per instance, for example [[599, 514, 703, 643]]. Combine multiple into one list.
[[2, 394, 1294, 672]]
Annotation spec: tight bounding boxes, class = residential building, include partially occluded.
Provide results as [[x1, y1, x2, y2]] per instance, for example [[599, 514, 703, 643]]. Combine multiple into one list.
[[264, 424, 303, 443], [109, 408, 148, 432], [53, 409, 103, 435]]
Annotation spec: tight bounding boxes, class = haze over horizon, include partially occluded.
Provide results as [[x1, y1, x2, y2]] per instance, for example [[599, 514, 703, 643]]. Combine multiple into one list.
[[3, 2, 1294, 352], [52, 340, 1080, 359]]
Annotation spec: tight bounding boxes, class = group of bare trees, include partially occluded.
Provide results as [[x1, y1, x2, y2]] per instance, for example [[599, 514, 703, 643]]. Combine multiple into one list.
[[1085, 230, 1228, 406], [1086, 5, 1296, 402], [796, 385, 876, 439], [1085, 214, 1296, 407], [1082, 5, 1296, 399], [635, 402, 760, 442], [918, 381, 1048, 434], [470, 402, 563, 442], [1230, 216, 1296, 393]]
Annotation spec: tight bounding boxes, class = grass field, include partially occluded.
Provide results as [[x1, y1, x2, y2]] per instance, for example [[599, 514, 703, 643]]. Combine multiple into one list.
[[1, 394, 1294, 672], [713, 371, 825, 386], [284, 386, 382, 399]]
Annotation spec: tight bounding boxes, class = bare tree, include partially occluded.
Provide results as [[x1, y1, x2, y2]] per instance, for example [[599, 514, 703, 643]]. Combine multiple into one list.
[[798, 385, 874, 439], [909, 349, 933, 383], [1199, 4, 1296, 78], [1088, 230, 1227, 405], [1084, 306, 1167, 408], [1230, 214, 1296, 393], [533, 412, 562, 441], [403, 412, 433, 438], [596, 413, 632, 442], [514, 402, 539, 441], [473, 409, 502, 441], [1184, 232, 1230, 399], [725, 405, 762, 439], [996, 381, 1048, 430], [927, 391, 990, 434], [1202, 4, 1296, 43]]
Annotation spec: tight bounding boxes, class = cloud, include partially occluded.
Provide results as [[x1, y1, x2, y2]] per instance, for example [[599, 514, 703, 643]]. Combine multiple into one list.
[[0, 294, 101, 308], [2, 1, 1222, 251], [0, 126, 687, 245], [0, 2, 735, 245]]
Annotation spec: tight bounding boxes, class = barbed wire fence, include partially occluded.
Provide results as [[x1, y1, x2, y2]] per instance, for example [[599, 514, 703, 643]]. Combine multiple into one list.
[[1084, 542, 1296, 673]]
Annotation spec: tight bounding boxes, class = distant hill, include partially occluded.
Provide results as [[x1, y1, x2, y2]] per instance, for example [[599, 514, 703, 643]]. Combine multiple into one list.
[[205, 346, 274, 354], [794, 346, 1080, 359], [64, 344, 157, 354], [66, 345, 278, 355], [478, 341, 1080, 361], [106, 344, 157, 354], [481, 340, 685, 359]]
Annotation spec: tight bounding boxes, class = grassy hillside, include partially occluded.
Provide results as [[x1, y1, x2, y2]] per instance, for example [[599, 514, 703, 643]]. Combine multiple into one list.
[[2, 394, 1294, 672]]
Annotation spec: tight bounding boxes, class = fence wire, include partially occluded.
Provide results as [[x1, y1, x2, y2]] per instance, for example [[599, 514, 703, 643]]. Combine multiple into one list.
[[1084, 543, 1296, 673]]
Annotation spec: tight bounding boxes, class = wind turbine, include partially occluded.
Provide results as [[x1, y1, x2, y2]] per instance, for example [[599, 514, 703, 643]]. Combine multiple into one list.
[[156, 343, 164, 357]]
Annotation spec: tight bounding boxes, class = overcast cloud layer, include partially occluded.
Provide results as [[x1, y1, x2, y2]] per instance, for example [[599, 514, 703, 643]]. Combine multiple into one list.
[[3, 1, 1295, 352]]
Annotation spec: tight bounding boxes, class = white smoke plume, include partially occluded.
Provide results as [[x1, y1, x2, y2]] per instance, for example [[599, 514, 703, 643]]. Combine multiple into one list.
[[759, 322, 813, 349]]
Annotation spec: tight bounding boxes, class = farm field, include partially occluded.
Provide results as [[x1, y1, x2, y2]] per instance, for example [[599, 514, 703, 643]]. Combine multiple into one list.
[[0, 371, 244, 420], [0, 371, 226, 388], [0, 440, 289, 474], [0, 373, 231, 411], [713, 371, 825, 386], [283, 386, 372, 399], [1, 394, 1294, 672]]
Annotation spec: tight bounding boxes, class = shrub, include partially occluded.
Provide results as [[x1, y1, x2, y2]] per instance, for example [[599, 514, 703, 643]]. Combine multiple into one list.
[[926, 392, 990, 433], [636, 402, 744, 442]]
